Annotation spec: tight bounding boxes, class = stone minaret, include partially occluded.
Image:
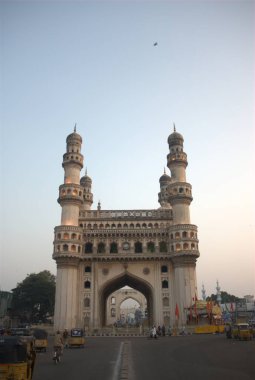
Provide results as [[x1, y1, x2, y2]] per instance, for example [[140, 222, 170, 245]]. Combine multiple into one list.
[[166, 125, 200, 324], [53, 127, 84, 330], [216, 280, 222, 304], [80, 169, 93, 211], [158, 168, 172, 209], [202, 283, 206, 301]]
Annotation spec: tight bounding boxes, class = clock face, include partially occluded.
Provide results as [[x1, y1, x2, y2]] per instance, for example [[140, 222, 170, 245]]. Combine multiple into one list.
[[123, 242, 130, 250]]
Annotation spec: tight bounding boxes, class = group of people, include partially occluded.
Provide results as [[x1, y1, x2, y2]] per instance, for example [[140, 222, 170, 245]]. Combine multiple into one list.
[[150, 324, 170, 338]]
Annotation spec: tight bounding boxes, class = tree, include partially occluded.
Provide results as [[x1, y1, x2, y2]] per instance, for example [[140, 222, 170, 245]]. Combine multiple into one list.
[[11, 271, 55, 323], [206, 291, 241, 303]]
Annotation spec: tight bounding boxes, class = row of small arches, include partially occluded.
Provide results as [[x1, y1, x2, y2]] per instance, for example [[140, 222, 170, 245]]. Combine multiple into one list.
[[55, 241, 198, 254], [170, 231, 197, 239], [169, 186, 191, 195], [60, 188, 82, 197], [56, 232, 82, 240], [81, 222, 168, 229], [84, 241, 168, 254]]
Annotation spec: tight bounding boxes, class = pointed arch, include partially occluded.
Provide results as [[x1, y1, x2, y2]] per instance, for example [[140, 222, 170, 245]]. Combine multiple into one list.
[[99, 272, 154, 327]]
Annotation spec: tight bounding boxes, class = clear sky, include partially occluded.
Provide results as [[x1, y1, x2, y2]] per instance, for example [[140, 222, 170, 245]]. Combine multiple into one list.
[[1, 0, 254, 299]]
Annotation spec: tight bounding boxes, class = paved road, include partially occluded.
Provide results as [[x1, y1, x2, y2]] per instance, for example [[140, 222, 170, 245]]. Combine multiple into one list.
[[32, 335, 255, 380]]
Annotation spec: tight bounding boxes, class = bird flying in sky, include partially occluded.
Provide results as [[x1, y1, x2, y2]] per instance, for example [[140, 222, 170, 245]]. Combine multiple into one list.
[[153, 42, 158, 46]]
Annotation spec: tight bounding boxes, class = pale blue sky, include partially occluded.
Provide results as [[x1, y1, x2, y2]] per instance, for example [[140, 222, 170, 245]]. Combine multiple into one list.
[[1, 0, 254, 298]]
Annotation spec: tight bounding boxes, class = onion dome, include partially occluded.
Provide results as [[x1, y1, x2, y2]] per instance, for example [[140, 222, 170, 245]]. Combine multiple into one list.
[[80, 168, 92, 185], [167, 123, 183, 147], [66, 124, 82, 144], [159, 168, 171, 183]]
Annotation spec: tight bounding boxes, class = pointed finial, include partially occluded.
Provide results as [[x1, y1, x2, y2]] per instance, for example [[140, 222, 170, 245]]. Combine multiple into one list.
[[74, 123, 77, 132], [173, 123, 176, 132], [85, 167, 87, 176], [164, 167, 166, 174]]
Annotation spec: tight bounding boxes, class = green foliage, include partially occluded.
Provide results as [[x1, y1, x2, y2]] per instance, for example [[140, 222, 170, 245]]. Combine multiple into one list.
[[11, 270, 55, 323], [206, 291, 241, 303]]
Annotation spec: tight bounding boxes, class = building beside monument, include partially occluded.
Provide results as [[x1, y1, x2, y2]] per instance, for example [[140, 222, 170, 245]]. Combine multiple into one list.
[[52, 127, 200, 331]]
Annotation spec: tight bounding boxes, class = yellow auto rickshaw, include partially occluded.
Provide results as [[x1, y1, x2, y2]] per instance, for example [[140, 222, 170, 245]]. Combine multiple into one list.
[[0, 335, 36, 380], [68, 328, 85, 348], [33, 329, 48, 352], [232, 323, 252, 340]]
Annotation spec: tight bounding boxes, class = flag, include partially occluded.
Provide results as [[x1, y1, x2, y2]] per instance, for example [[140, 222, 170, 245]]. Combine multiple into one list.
[[175, 303, 180, 319], [190, 305, 193, 319]]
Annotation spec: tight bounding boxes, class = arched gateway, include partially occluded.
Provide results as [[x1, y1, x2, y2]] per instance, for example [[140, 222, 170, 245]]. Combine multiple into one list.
[[53, 127, 200, 331]]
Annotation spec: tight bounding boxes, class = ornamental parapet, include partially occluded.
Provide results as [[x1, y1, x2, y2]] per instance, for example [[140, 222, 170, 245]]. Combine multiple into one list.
[[82, 228, 170, 237], [62, 152, 83, 169], [79, 209, 173, 220], [167, 152, 187, 167], [80, 254, 174, 262], [58, 184, 83, 205], [171, 254, 199, 267], [52, 251, 82, 261]]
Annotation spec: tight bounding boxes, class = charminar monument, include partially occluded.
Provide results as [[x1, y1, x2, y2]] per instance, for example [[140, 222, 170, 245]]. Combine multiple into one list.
[[53, 126, 200, 330]]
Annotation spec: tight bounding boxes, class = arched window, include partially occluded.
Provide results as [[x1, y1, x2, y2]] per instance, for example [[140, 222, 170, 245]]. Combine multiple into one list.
[[63, 244, 68, 252], [111, 224, 116, 228], [162, 280, 169, 289], [184, 243, 189, 250], [85, 266, 91, 273], [154, 223, 159, 228], [111, 308, 116, 317], [147, 241, 155, 253], [190, 232, 195, 238], [84, 281, 91, 289], [85, 242, 93, 253], [135, 241, 143, 253], [148, 223, 153, 228], [182, 231, 187, 238], [142, 223, 147, 228], [159, 241, 167, 253], [161, 265, 168, 273], [130, 223, 134, 228], [191, 243, 196, 250], [171, 245, 174, 252], [175, 232, 180, 239], [163, 297, 169, 306], [110, 242, 118, 253], [98, 242, 105, 253], [117, 224, 122, 228], [93, 224, 98, 229], [124, 223, 128, 228], [57, 233, 61, 239], [71, 233, 77, 239], [176, 243, 181, 251], [111, 297, 116, 305], [136, 223, 140, 228], [71, 245, 76, 252], [63, 233, 69, 240], [99, 223, 104, 228], [84, 298, 90, 307]]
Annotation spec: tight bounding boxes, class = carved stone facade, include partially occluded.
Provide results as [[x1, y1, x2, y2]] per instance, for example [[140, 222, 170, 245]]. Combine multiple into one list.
[[53, 127, 200, 330]]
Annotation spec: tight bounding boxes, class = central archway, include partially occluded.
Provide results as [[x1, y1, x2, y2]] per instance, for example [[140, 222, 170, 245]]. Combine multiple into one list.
[[99, 271, 154, 327]]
